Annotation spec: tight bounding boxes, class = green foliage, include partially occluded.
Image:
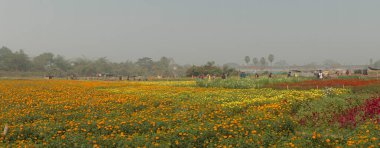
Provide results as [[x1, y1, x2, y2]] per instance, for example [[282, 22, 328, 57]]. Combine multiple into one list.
[[0, 46, 15, 70], [296, 93, 367, 127], [136, 57, 154, 75], [196, 78, 256, 89], [32, 52, 54, 71], [186, 62, 237, 77], [260, 57, 266, 66], [352, 84, 380, 96], [268, 54, 274, 65], [0, 47, 31, 71], [252, 57, 259, 66], [337, 75, 361, 79], [244, 56, 250, 65], [0, 47, 188, 77]]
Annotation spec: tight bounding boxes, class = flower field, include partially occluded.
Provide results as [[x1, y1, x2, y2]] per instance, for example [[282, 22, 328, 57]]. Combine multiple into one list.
[[1, 79, 380, 147], [273, 79, 380, 89]]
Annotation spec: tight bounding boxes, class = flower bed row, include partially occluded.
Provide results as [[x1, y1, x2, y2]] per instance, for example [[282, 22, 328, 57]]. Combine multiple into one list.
[[335, 97, 380, 128], [273, 79, 380, 89]]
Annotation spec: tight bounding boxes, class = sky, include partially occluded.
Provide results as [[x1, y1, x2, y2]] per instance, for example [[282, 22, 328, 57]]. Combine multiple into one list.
[[1, 0, 379, 65]]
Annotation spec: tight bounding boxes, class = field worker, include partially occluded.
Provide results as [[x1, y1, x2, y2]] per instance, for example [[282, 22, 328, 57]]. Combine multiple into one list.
[[240, 72, 246, 78], [287, 71, 292, 78], [319, 70, 323, 79]]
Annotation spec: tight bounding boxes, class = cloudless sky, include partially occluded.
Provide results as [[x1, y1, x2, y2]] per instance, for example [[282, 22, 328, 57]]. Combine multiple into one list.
[[1, 0, 379, 65]]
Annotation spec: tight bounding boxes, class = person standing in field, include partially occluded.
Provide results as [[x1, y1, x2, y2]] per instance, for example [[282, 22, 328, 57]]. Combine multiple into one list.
[[319, 70, 323, 79], [240, 72, 246, 78]]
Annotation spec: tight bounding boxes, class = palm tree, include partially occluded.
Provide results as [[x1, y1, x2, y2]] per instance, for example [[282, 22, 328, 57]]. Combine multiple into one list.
[[252, 57, 259, 66], [244, 56, 250, 65], [260, 57, 266, 67], [268, 54, 274, 67]]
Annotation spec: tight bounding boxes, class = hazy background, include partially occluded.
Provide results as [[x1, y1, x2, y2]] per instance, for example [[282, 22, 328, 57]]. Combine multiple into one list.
[[1, 0, 379, 65]]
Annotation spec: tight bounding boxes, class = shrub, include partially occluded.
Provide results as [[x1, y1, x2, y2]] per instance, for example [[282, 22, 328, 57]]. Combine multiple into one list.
[[195, 78, 256, 89], [196, 77, 310, 89]]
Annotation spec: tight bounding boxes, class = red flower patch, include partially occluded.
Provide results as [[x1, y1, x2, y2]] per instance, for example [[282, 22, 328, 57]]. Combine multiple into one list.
[[274, 79, 380, 89], [334, 97, 380, 128]]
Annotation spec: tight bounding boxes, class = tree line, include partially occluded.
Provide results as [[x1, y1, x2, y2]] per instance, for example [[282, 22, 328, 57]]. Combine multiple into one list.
[[2, 46, 378, 78], [0, 46, 187, 77], [185, 61, 238, 77], [0, 46, 239, 78]]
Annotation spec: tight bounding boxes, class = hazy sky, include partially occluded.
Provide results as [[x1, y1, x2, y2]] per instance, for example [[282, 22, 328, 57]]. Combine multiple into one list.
[[1, 0, 379, 65]]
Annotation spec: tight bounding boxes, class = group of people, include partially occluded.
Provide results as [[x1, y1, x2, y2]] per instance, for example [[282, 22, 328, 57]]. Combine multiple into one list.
[[197, 74, 220, 80], [335, 70, 351, 76], [196, 69, 357, 80], [316, 69, 351, 80], [240, 72, 273, 78]]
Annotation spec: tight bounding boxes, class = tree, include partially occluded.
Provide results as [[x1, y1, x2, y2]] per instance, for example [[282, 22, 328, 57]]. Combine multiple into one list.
[[260, 57, 266, 66], [53, 55, 71, 72], [203, 61, 221, 75], [222, 64, 238, 76], [252, 57, 259, 66], [94, 57, 112, 73], [71, 58, 96, 76], [117, 61, 138, 76], [268, 54, 274, 66], [0, 46, 14, 70], [185, 61, 230, 77], [206, 61, 215, 67], [136, 57, 153, 76], [370, 58, 373, 66], [10, 49, 31, 71], [33, 52, 54, 71], [156, 57, 171, 77], [244, 56, 250, 65]]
